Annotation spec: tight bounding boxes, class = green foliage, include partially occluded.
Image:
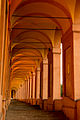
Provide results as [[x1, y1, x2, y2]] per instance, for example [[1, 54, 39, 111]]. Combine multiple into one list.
[[61, 85, 63, 97]]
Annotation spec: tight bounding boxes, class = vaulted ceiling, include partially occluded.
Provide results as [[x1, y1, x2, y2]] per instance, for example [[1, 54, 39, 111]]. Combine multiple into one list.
[[10, 0, 78, 90]]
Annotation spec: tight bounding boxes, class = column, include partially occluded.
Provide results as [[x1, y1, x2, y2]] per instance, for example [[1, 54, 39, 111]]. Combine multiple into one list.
[[23, 82, 26, 102], [16, 91, 18, 100], [19, 87, 22, 100], [26, 80, 29, 103], [42, 58, 48, 100], [53, 48, 61, 100], [40, 58, 48, 110], [32, 72, 36, 105], [25, 80, 28, 102], [62, 29, 74, 99], [73, 24, 80, 100], [62, 27, 76, 120], [36, 67, 40, 105], [0, 0, 9, 119], [50, 31, 62, 112], [17, 89, 19, 100], [29, 75, 32, 104], [27, 79, 30, 103], [22, 83, 25, 101], [18, 88, 20, 100], [30, 76, 32, 99]]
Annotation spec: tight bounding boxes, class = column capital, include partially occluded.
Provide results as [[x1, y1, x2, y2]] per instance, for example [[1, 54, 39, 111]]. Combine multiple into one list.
[[24, 80, 27, 83], [25, 78, 27, 81], [72, 24, 80, 32], [26, 79, 28, 81], [33, 72, 36, 76], [37, 67, 40, 71], [30, 75, 32, 80], [52, 47, 61, 54], [27, 78, 29, 81], [43, 58, 48, 64]]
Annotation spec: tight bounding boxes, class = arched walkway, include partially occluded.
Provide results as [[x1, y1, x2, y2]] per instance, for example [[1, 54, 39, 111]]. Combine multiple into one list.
[[0, 0, 80, 120]]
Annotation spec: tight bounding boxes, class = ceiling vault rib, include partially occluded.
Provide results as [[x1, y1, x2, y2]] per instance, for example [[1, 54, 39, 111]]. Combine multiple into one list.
[[12, 42, 51, 43], [12, 28, 62, 30], [12, 15, 71, 19], [12, 66, 35, 67], [14, 47, 50, 49], [12, 56, 42, 57], [12, 64, 36, 65]]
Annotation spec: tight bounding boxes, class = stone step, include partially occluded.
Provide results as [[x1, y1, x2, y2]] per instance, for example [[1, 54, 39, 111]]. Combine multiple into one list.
[[6, 100, 68, 120]]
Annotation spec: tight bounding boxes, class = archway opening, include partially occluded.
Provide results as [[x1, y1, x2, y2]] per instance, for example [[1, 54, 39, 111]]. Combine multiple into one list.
[[11, 90, 16, 99], [60, 43, 63, 97]]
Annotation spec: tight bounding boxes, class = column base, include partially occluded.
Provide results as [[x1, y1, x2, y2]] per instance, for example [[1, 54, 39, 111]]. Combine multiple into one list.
[[29, 99, 33, 105], [2, 99, 6, 120], [40, 99, 44, 109], [22, 99, 26, 102], [18, 99, 22, 101], [19, 99, 26, 102], [32, 99, 36, 105], [0, 95, 2, 120], [26, 99, 37, 105], [40, 99, 48, 111], [47, 97, 53, 111], [62, 97, 77, 120], [36, 99, 40, 105], [25, 99, 28, 103], [54, 99, 62, 111], [27, 99, 30, 103], [6, 99, 10, 110], [43, 100, 48, 111], [40, 98, 54, 111], [77, 100, 80, 120], [24, 99, 31, 104], [0, 113, 2, 120], [0, 95, 2, 113]]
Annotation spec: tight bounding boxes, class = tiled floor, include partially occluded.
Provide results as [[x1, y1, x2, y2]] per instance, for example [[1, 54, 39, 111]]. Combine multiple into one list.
[[5, 100, 68, 120]]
